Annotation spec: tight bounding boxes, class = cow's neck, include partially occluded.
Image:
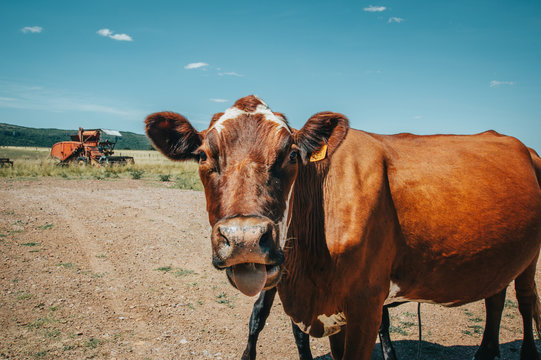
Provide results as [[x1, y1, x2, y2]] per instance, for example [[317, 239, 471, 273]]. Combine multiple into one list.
[[288, 161, 331, 263], [279, 161, 333, 319]]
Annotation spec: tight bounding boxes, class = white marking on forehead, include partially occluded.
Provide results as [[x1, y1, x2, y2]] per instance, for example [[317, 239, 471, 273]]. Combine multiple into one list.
[[318, 312, 347, 337], [254, 104, 289, 132], [210, 97, 291, 134], [212, 107, 245, 133]]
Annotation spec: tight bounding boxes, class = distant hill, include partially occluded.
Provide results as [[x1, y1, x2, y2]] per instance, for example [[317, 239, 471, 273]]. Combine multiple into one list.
[[0, 123, 152, 150]]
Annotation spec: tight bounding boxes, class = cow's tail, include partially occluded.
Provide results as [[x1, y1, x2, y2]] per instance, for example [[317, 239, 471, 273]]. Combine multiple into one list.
[[533, 282, 541, 339]]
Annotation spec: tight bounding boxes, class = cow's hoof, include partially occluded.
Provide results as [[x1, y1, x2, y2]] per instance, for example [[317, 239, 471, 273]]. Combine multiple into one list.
[[473, 345, 500, 360]]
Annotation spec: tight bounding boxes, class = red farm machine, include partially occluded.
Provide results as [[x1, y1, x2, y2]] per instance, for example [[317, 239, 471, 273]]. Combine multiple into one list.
[[51, 128, 134, 166]]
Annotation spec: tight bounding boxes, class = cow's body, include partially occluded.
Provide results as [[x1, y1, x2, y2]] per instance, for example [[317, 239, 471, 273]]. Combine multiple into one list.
[[282, 129, 541, 340], [146, 96, 541, 360]]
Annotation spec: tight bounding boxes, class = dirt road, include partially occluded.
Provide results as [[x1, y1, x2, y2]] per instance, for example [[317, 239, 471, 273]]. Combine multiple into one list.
[[0, 179, 537, 359]]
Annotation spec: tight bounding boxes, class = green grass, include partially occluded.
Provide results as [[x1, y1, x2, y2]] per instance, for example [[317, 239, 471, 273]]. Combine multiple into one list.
[[25, 317, 52, 329], [45, 329, 61, 338], [158, 174, 171, 182], [174, 268, 195, 277], [56, 262, 74, 269], [389, 324, 408, 336], [85, 337, 101, 349], [21, 242, 40, 246], [216, 292, 234, 308], [175, 173, 203, 191], [129, 169, 144, 179], [37, 224, 54, 230], [17, 293, 33, 300], [462, 324, 484, 336], [156, 266, 172, 272]]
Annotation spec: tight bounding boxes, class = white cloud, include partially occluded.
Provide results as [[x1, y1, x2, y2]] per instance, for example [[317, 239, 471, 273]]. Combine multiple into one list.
[[21, 26, 43, 34], [364, 5, 386, 12], [210, 98, 228, 103], [184, 63, 243, 77], [185, 62, 209, 70], [97, 28, 133, 41], [218, 72, 243, 77], [388, 17, 404, 23], [97, 29, 112, 37], [490, 80, 515, 87], [109, 33, 133, 41]]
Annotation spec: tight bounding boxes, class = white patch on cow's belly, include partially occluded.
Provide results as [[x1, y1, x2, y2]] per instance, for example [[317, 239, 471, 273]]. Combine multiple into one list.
[[293, 320, 311, 334], [293, 313, 346, 337], [318, 312, 347, 337], [384, 281, 405, 305], [384, 281, 457, 306]]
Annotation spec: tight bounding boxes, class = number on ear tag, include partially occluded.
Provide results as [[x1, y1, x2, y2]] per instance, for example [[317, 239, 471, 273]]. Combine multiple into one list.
[[310, 144, 328, 162]]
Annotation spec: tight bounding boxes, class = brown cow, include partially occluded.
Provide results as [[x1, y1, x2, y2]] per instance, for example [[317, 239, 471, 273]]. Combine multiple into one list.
[[146, 95, 541, 360]]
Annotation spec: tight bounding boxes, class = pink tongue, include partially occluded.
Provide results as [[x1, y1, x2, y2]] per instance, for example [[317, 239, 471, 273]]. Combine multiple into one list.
[[232, 263, 267, 297]]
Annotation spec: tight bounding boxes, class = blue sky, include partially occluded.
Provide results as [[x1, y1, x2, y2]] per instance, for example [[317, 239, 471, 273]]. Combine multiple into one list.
[[1, 0, 541, 150]]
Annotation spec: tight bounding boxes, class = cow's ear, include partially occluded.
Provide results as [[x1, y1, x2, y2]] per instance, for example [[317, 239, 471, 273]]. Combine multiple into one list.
[[145, 112, 202, 161], [294, 111, 349, 164]]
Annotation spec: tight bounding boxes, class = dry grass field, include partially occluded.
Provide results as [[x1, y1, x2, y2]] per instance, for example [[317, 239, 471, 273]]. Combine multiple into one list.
[[1, 147, 540, 359], [0, 147, 202, 190]]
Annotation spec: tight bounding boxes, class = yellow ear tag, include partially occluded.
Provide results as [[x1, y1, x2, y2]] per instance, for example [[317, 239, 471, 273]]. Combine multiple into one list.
[[310, 144, 328, 162]]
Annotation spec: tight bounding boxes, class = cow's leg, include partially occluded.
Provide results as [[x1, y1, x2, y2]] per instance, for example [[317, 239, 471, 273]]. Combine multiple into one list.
[[379, 305, 398, 360], [473, 288, 507, 360], [514, 258, 541, 360], [330, 306, 397, 360], [291, 321, 313, 360], [329, 328, 346, 360], [241, 288, 277, 360], [342, 300, 384, 360]]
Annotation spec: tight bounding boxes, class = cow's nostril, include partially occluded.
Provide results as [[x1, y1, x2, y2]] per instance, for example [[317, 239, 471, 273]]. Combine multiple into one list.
[[217, 226, 231, 247], [259, 228, 274, 253]]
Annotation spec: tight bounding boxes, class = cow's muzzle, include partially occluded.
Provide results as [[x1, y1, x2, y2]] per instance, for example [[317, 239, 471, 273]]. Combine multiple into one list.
[[211, 216, 284, 296]]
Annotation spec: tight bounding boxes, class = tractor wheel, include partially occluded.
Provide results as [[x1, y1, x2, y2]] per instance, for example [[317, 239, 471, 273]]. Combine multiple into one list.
[[76, 156, 88, 166]]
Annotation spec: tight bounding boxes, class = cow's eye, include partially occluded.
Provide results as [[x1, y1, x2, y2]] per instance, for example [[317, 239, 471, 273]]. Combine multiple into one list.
[[199, 151, 208, 163], [289, 150, 298, 163]]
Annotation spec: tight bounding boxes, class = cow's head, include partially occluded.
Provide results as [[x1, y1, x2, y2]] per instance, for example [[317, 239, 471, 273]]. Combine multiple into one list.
[[146, 95, 348, 296]]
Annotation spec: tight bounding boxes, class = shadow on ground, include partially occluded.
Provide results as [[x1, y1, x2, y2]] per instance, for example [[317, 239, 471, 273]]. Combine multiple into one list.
[[313, 340, 540, 360]]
